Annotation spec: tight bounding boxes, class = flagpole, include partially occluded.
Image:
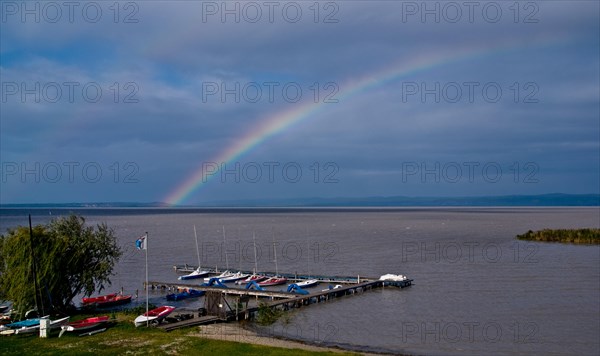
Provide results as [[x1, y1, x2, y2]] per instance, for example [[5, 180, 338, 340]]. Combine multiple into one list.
[[145, 232, 148, 327]]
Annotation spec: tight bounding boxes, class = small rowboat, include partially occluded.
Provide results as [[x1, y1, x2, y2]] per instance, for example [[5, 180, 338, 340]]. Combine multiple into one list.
[[134, 306, 175, 327], [96, 295, 132, 308], [82, 293, 117, 305], [258, 277, 288, 287], [82, 293, 132, 308], [59, 316, 110, 337]]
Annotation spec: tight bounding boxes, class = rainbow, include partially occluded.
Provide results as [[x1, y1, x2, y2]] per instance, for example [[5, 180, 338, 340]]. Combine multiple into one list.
[[163, 41, 555, 205]]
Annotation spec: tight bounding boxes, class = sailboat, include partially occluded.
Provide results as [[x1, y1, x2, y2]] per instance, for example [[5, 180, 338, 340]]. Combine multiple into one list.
[[237, 232, 267, 284], [203, 226, 248, 283], [259, 232, 287, 287], [291, 236, 319, 289], [294, 279, 319, 288], [179, 226, 210, 280]]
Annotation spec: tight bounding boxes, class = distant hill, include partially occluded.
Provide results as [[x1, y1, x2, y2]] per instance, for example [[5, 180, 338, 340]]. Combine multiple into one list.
[[196, 193, 600, 207], [1, 194, 598, 208]]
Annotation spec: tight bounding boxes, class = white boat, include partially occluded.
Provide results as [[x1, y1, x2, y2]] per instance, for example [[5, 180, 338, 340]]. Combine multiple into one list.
[[179, 226, 210, 280], [204, 270, 248, 283], [179, 267, 210, 280], [219, 271, 249, 282], [134, 306, 175, 327], [203, 270, 232, 282], [294, 279, 319, 288], [379, 274, 407, 281]]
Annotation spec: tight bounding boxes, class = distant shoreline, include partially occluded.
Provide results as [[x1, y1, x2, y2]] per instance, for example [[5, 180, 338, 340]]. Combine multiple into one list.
[[1, 193, 599, 208], [517, 228, 600, 245]]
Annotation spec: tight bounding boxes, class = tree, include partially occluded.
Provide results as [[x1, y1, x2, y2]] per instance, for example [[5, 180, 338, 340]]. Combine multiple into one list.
[[0, 215, 122, 316]]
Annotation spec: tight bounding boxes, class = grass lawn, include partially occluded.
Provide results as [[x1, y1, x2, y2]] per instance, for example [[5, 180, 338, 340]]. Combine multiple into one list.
[[0, 314, 352, 355]]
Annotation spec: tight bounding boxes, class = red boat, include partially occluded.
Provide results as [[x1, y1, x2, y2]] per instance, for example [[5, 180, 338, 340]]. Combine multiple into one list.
[[258, 277, 288, 286], [59, 316, 109, 337], [134, 306, 175, 327], [82, 293, 132, 308], [235, 274, 267, 285], [97, 295, 132, 307], [82, 293, 117, 305]]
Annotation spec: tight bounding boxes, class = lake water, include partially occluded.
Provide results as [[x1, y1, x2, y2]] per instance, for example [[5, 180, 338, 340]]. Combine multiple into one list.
[[1, 207, 598, 355]]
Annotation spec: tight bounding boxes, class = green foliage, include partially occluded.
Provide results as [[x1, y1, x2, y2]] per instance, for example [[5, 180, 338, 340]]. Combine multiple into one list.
[[516, 228, 600, 245], [256, 303, 284, 325], [0, 215, 122, 316]]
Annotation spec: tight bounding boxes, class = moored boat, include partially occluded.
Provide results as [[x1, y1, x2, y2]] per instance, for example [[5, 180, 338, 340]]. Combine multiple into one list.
[[258, 233, 288, 287], [379, 274, 407, 281], [179, 226, 211, 280], [218, 271, 249, 282], [82, 293, 132, 308], [236, 274, 267, 285], [203, 270, 249, 283], [321, 284, 343, 292], [134, 306, 175, 327], [286, 284, 310, 295], [293, 279, 319, 288], [166, 289, 204, 301], [178, 267, 210, 280], [236, 232, 268, 285], [82, 293, 118, 305], [96, 294, 132, 308], [258, 276, 288, 286]]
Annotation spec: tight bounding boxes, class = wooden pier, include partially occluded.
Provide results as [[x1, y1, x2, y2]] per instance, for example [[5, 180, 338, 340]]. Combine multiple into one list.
[[146, 274, 412, 331], [159, 315, 220, 331]]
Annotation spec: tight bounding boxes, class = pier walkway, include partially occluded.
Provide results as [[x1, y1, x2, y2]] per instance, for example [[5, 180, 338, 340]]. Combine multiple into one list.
[[146, 273, 412, 331]]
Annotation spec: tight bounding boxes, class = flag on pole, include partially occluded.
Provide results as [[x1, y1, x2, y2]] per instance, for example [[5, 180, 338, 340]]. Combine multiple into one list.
[[135, 235, 147, 250]]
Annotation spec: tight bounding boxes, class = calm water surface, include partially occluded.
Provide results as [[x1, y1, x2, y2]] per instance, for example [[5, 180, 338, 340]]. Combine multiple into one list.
[[1, 207, 598, 356]]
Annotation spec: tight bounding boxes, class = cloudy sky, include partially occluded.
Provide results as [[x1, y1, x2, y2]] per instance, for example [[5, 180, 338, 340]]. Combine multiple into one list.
[[1, 1, 598, 205]]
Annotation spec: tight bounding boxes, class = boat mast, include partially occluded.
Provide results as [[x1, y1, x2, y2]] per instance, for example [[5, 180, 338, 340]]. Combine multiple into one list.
[[253, 232, 258, 275], [306, 228, 310, 279], [272, 231, 278, 276], [145, 231, 149, 327], [222, 226, 229, 270], [193, 225, 201, 270]]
